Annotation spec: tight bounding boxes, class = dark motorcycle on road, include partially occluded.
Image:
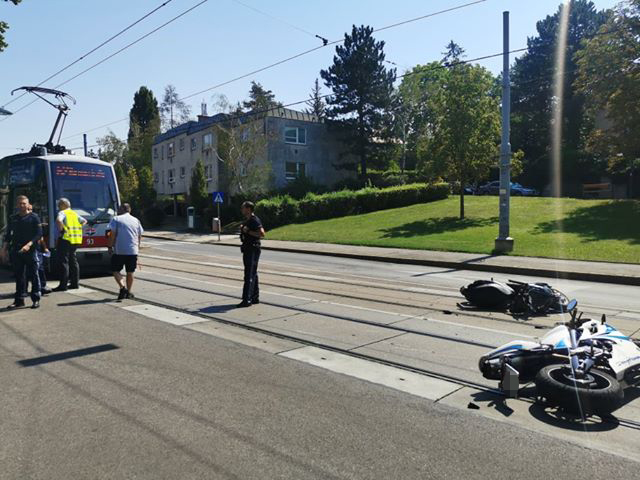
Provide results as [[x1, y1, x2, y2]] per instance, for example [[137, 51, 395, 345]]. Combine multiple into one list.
[[460, 279, 568, 316]]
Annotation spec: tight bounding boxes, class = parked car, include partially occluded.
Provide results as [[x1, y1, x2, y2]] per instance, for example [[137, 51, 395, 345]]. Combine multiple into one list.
[[477, 181, 538, 196]]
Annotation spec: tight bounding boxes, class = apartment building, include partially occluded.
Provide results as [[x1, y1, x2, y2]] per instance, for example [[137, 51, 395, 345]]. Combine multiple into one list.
[[152, 107, 352, 197]]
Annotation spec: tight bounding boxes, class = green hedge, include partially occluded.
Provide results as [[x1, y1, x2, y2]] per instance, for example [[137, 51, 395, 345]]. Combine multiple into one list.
[[257, 183, 449, 229]]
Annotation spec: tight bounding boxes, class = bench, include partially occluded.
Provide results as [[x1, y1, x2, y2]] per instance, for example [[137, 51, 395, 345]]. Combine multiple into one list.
[[582, 183, 612, 199]]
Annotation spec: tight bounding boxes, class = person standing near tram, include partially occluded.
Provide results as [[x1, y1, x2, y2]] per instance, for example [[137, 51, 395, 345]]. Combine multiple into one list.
[[1, 195, 43, 309], [52, 197, 87, 292]]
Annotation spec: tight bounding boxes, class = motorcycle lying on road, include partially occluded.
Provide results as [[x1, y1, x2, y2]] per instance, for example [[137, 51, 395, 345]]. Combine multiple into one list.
[[460, 279, 568, 316], [479, 300, 640, 416]]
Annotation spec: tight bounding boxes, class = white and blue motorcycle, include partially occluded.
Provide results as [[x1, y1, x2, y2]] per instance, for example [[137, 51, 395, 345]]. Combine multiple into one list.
[[479, 300, 640, 415]]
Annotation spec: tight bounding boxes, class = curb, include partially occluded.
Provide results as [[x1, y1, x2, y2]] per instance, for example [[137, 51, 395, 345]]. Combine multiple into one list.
[[143, 233, 640, 287]]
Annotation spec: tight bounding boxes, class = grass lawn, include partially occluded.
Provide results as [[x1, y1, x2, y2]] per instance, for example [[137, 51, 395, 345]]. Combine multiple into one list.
[[266, 196, 640, 264]]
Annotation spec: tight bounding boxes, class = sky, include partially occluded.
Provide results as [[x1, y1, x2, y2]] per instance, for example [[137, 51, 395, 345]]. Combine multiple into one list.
[[0, 0, 621, 154]]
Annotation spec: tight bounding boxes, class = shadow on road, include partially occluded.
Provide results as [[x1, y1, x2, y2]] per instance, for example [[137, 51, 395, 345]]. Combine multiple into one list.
[[198, 303, 238, 314], [533, 200, 640, 244]]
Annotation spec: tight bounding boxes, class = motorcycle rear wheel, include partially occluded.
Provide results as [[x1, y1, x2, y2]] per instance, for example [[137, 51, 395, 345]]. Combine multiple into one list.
[[535, 364, 623, 416]]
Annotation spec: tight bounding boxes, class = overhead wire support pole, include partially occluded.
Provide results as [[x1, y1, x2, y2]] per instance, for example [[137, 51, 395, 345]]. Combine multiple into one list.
[[495, 10, 514, 253]]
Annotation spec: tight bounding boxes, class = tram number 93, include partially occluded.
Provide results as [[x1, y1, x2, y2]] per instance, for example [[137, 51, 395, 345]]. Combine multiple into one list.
[[85, 238, 95, 246]]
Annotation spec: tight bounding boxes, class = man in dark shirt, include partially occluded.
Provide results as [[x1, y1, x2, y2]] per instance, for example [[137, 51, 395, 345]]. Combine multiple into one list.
[[1, 195, 43, 309], [238, 201, 265, 308]]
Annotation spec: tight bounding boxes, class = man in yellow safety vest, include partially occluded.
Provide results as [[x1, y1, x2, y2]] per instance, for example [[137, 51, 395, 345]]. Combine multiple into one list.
[[52, 197, 87, 292]]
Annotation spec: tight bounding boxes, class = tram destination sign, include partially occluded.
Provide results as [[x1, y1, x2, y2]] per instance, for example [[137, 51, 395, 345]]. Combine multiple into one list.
[[54, 164, 107, 179]]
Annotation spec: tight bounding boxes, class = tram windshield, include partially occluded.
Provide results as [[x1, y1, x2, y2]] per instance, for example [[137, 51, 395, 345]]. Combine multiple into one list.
[[51, 161, 117, 223]]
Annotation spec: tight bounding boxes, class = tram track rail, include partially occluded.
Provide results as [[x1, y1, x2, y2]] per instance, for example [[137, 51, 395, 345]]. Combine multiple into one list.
[[141, 246, 640, 320], [80, 277, 640, 432], [138, 254, 559, 331]]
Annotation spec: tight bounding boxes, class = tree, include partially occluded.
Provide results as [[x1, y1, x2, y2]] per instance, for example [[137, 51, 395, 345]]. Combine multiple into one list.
[[321, 25, 396, 177], [395, 61, 450, 171], [137, 166, 157, 208], [213, 95, 272, 196], [159, 84, 192, 131], [113, 162, 139, 206], [305, 78, 326, 118], [510, 0, 607, 192], [0, 0, 21, 53], [96, 131, 127, 165], [575, 0, 640, 196], [189, 159, 208, 214], [417, 42, 500, 219], [127, 86, 160, 171], [241, 81, 281, 112]]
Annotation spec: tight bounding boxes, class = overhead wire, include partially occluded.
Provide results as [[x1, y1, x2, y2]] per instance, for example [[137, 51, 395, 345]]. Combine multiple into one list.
[[1, 0, 175, 109], [63, 46, 534, 153], [230, 0, 323, 41], [59, 0, 490, 140], [1, 0, 210, 121]]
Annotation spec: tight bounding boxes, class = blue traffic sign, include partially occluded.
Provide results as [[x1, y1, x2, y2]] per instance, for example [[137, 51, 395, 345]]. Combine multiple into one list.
[[212, 191, 224, 204]]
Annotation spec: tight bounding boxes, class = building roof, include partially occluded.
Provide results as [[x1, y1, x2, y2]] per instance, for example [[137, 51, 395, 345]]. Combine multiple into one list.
[[153, 107, 323, 145]]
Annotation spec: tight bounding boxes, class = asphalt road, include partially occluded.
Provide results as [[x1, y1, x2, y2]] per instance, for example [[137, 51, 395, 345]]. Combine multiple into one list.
[[1, 240, 639, 478]]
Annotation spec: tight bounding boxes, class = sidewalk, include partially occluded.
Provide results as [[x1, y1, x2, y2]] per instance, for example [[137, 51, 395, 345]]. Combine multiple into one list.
[[143, 228, 640, 286]]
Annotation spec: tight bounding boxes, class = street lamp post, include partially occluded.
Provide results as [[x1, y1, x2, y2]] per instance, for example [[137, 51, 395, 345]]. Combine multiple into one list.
[[495, 11, 514, 253]]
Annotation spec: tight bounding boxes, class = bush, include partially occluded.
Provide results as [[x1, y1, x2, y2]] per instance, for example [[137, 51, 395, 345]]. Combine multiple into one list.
[[257, 183, 449, 229], [256, 195, 300, 229], [144, 205, 166, 227]]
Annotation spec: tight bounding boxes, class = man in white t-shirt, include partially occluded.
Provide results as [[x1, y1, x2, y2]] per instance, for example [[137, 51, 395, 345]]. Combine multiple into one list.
[[107, 203, 144, 300]]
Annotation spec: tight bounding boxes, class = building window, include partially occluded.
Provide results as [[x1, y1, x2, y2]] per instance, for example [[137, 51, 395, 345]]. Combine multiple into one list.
[[168, 168, 175, 183], [241, 129, 249, 141], [153, 147, 158, 159], [204, 165, 213, 181], [168, 142, 175, 158], [154, 172, 159, 183], [285, 162, 305, 181], [202, 133, 213, 151], [240, 164, 247, 177], [180, 166, 186, 178], [179, 138, 185, 151], [161, 145, 165, 159], [285, 127, 306, 145], [191, 138, 197, 151]]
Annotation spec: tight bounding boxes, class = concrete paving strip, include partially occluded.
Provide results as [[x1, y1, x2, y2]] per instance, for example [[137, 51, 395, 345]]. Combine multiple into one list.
[[256, 313, 404, 350], [280, 346, 462, 401], [439, 386, 640, 463], [136, 268, 538, 340], [184, 321, 302, 354], [121, 304, 209, 326]]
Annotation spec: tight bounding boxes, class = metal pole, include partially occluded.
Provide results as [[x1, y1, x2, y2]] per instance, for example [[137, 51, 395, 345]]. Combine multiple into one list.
[[83, 133, 88, 156], [495, 11, 514, 253], [217, 202, 221, 242]]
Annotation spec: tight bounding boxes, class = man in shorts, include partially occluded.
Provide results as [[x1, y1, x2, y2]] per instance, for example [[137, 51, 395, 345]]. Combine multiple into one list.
[[107, 203, 144, 300]]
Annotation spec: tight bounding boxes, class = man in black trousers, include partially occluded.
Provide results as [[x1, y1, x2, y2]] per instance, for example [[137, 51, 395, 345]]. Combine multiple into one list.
[[1, 195, 42, 309], [237, 201, 265, 308]]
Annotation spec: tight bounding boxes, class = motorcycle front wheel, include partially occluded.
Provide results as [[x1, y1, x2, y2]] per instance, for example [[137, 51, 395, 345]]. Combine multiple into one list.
[[535, 364, 623, 416]]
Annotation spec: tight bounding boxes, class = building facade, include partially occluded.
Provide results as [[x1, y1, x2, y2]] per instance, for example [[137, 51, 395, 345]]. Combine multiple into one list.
[[152, 108, 352, 197]]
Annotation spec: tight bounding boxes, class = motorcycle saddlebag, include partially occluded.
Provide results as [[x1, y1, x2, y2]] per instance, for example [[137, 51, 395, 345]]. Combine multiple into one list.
[[460, 280, 515, 309]]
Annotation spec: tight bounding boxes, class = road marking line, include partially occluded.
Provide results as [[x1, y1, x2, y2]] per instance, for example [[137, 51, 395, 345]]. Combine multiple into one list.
[[121, 304, 208, 326], [280, 346, 461, 401]]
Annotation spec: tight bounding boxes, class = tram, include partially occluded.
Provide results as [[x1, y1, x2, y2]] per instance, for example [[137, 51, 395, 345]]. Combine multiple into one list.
[[0, 150, 119, 268], [0, 86, 120, 269]]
